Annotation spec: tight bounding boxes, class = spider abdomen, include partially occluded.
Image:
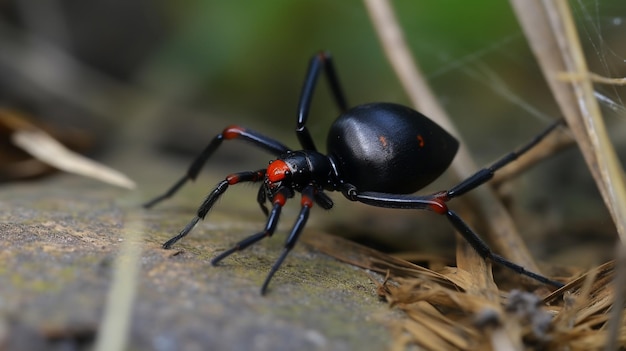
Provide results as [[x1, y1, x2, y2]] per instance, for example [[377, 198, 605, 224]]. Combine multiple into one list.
[[327, 102, 459, 194]]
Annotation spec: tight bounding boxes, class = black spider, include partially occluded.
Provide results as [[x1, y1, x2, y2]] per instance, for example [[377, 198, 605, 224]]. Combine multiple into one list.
[[145, 52, 564, 294]]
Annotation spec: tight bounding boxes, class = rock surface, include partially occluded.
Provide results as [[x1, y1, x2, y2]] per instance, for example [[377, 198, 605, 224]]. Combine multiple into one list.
[[0, 155, 399, 351]]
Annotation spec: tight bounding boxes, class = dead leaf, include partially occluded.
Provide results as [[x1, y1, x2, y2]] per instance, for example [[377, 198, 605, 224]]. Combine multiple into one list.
[[0, 108, 135, 189]]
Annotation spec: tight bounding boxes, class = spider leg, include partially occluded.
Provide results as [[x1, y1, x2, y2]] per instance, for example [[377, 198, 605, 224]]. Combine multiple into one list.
[[143, 126, 291, 208], [314, 191, 334, 210], [447, 119, 564, 199], [296, 52, 349, 151], [162, 169, 266, 249], [339, 121, 566, 287], [261, 185, 316, 295], [444, 209, 563, 287], [211, 187, 293, 265], [256, 185, 270, 217], [349, 190, 563, 288]]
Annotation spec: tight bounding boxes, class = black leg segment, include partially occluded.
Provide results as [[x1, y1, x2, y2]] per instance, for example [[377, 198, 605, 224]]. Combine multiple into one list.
[[296, 52, 349, 151], [162, 170, 266, 249], [447, 119, 564, 199], [143, 126, 291, 209], [211, 187, 292, 265], [445, 209, 563, 287], [347, 189, 563, 288], [261, 185, 317, 294]]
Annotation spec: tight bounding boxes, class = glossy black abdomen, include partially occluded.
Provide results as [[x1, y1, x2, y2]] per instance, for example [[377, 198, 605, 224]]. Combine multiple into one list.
[[327, 102, 459, 194]]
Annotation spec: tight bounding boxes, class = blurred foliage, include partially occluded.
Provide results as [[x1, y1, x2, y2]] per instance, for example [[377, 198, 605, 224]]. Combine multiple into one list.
[[144, 1, 526, 132], [3, 0, 622, 145]]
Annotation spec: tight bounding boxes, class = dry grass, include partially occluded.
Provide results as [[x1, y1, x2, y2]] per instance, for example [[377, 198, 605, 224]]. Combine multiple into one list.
[[304, 231, 623, 350]]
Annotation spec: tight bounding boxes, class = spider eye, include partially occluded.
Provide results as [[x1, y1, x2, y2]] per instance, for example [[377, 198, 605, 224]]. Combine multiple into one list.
[[267, 160, 291, 182]]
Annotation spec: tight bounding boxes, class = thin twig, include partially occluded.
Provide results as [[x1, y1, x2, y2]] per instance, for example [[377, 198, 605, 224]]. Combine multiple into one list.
[[94, 206, 144, 351], [558, 72, 626, 86]]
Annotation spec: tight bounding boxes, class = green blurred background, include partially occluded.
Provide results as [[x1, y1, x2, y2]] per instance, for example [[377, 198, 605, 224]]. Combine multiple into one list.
[[2, 1, 624, 155]]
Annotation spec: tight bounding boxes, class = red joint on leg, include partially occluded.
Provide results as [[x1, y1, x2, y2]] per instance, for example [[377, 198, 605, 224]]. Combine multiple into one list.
[[317, 51, 329, 62], [273, 192, 287, 207], [223, 125, 245, 139], [428, 198, 448, 215], [254, 171, 265, 181], [226, 174, 240, 185], [301, 195, 314, 208]]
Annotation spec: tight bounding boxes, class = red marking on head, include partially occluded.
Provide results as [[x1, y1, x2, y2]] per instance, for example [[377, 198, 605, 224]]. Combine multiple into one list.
[[223, 125, 245, 139], [416, 134, 425, 148], [267, 160, 290, 182]]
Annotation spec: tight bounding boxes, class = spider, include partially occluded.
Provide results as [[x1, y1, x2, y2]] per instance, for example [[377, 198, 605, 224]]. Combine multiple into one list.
[[144, 51, 564, 294]]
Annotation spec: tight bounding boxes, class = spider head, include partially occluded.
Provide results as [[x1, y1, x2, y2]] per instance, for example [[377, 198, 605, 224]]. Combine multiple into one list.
[[263, 159, 293, 200], [263, 151, 336, 203]]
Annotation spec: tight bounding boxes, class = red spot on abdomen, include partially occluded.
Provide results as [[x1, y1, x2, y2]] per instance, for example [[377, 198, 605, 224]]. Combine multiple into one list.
[[416, 134, 425, 148], [378, 135, 388, 148]]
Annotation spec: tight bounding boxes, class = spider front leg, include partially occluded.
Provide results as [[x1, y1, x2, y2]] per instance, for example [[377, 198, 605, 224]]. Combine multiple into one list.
[[261, 185, 317, 295], [162, 170, 266, 249], [211, 186, 294, 265], [143, 126, 291, 208]]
